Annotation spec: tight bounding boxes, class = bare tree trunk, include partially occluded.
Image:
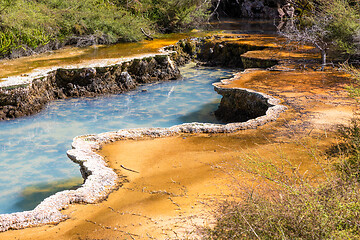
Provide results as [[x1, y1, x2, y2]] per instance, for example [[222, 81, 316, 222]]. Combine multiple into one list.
[[211, 0, 221, 20], [321, 49, 326, 71], [140, 28, 153, 40]]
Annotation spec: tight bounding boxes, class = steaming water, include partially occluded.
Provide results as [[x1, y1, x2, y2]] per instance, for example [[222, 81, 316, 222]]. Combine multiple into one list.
[[0, 63, 234, 214]]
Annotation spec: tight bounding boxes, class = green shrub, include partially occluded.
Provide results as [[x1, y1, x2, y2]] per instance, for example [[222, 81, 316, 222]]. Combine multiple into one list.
[[281, 0, 360, 67], [342, 63, 360, 100], [204, 181, 360, 240], [320, 0, 360, 56], [0, 0, 210, 58], [335, 118, 360, 181], [113, 0, 210, 32]]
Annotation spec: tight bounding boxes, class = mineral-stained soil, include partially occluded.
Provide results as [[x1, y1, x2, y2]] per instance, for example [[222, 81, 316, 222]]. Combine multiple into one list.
[[0, 33, 356, 239]]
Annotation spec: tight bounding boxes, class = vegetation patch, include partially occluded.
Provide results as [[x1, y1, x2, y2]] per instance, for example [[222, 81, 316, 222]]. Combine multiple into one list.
[[0, 0, 211, 58]]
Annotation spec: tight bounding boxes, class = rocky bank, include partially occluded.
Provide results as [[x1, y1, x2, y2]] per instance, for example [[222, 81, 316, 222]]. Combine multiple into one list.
[[0, 55, 180, 120], [0, 33, 282, 122], [212, 0, 282, 19]]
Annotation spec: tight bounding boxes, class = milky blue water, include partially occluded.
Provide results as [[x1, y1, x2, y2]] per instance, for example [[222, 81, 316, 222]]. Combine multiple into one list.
[[0, 64, 234, 214]]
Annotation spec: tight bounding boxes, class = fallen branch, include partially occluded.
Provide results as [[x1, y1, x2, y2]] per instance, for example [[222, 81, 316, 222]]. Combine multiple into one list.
[[120, 165, 139, 173], [140, 28, 153, 40]]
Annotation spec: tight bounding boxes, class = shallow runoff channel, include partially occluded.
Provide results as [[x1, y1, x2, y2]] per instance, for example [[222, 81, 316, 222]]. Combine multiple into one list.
[[0, 63, 234, 214]]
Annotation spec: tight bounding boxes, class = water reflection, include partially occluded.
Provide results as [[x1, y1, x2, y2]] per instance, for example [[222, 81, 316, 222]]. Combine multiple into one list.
[[178, 101, 221, 123], [0, 64, 234, 213], [15, 177, 83, 212], [211, 19, 277, 34]]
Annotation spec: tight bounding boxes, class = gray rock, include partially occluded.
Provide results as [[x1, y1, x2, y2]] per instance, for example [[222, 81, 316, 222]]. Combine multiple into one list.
[[118, 72, 135, 89]]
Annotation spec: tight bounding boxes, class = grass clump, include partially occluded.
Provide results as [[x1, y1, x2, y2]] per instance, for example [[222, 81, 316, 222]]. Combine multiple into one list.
[[335, 118, 360, 181], [207, 181, 360, 239]]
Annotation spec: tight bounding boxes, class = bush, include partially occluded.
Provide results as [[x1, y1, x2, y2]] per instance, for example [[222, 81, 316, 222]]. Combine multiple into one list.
[[115, 0, 211, 33], [335, 118, 360, 181], [320, 0, 360, 56], [0, 0, 211, 57], [205, 181, 360, 239], [342, 63, 360, 100]]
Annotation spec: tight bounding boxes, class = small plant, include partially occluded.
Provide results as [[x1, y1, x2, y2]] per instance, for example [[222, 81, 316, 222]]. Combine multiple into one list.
[[335, 118, 360, 182]]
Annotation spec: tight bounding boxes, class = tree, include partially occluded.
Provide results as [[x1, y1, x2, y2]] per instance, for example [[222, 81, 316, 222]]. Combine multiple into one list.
[[279, 0, 360, 70]]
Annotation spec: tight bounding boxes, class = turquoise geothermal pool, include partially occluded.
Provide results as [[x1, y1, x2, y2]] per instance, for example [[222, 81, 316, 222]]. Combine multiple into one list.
[[0, 64, 234, 214]]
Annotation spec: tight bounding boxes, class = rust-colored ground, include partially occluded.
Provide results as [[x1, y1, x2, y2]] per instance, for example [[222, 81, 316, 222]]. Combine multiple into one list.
[[0, 35, 356, 239]]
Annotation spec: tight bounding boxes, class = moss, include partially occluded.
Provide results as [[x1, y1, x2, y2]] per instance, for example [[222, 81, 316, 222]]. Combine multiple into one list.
[[0, 83, 29, 90], [154, 54, 168, 63]]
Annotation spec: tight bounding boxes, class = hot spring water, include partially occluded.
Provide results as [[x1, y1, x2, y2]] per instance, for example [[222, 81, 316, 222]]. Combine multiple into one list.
[[0, 63, 234, 213]]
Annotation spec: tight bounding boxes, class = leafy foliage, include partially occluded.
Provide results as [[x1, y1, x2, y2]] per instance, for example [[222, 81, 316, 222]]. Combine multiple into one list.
[[114, 0, 211, 32], [0, 0, 210, 58], [319, 0, 360, 55]]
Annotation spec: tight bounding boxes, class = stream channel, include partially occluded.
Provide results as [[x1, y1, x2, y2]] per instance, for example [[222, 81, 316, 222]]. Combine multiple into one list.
[[0, 60, 235, 214], [0, 20, 276, 214]]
